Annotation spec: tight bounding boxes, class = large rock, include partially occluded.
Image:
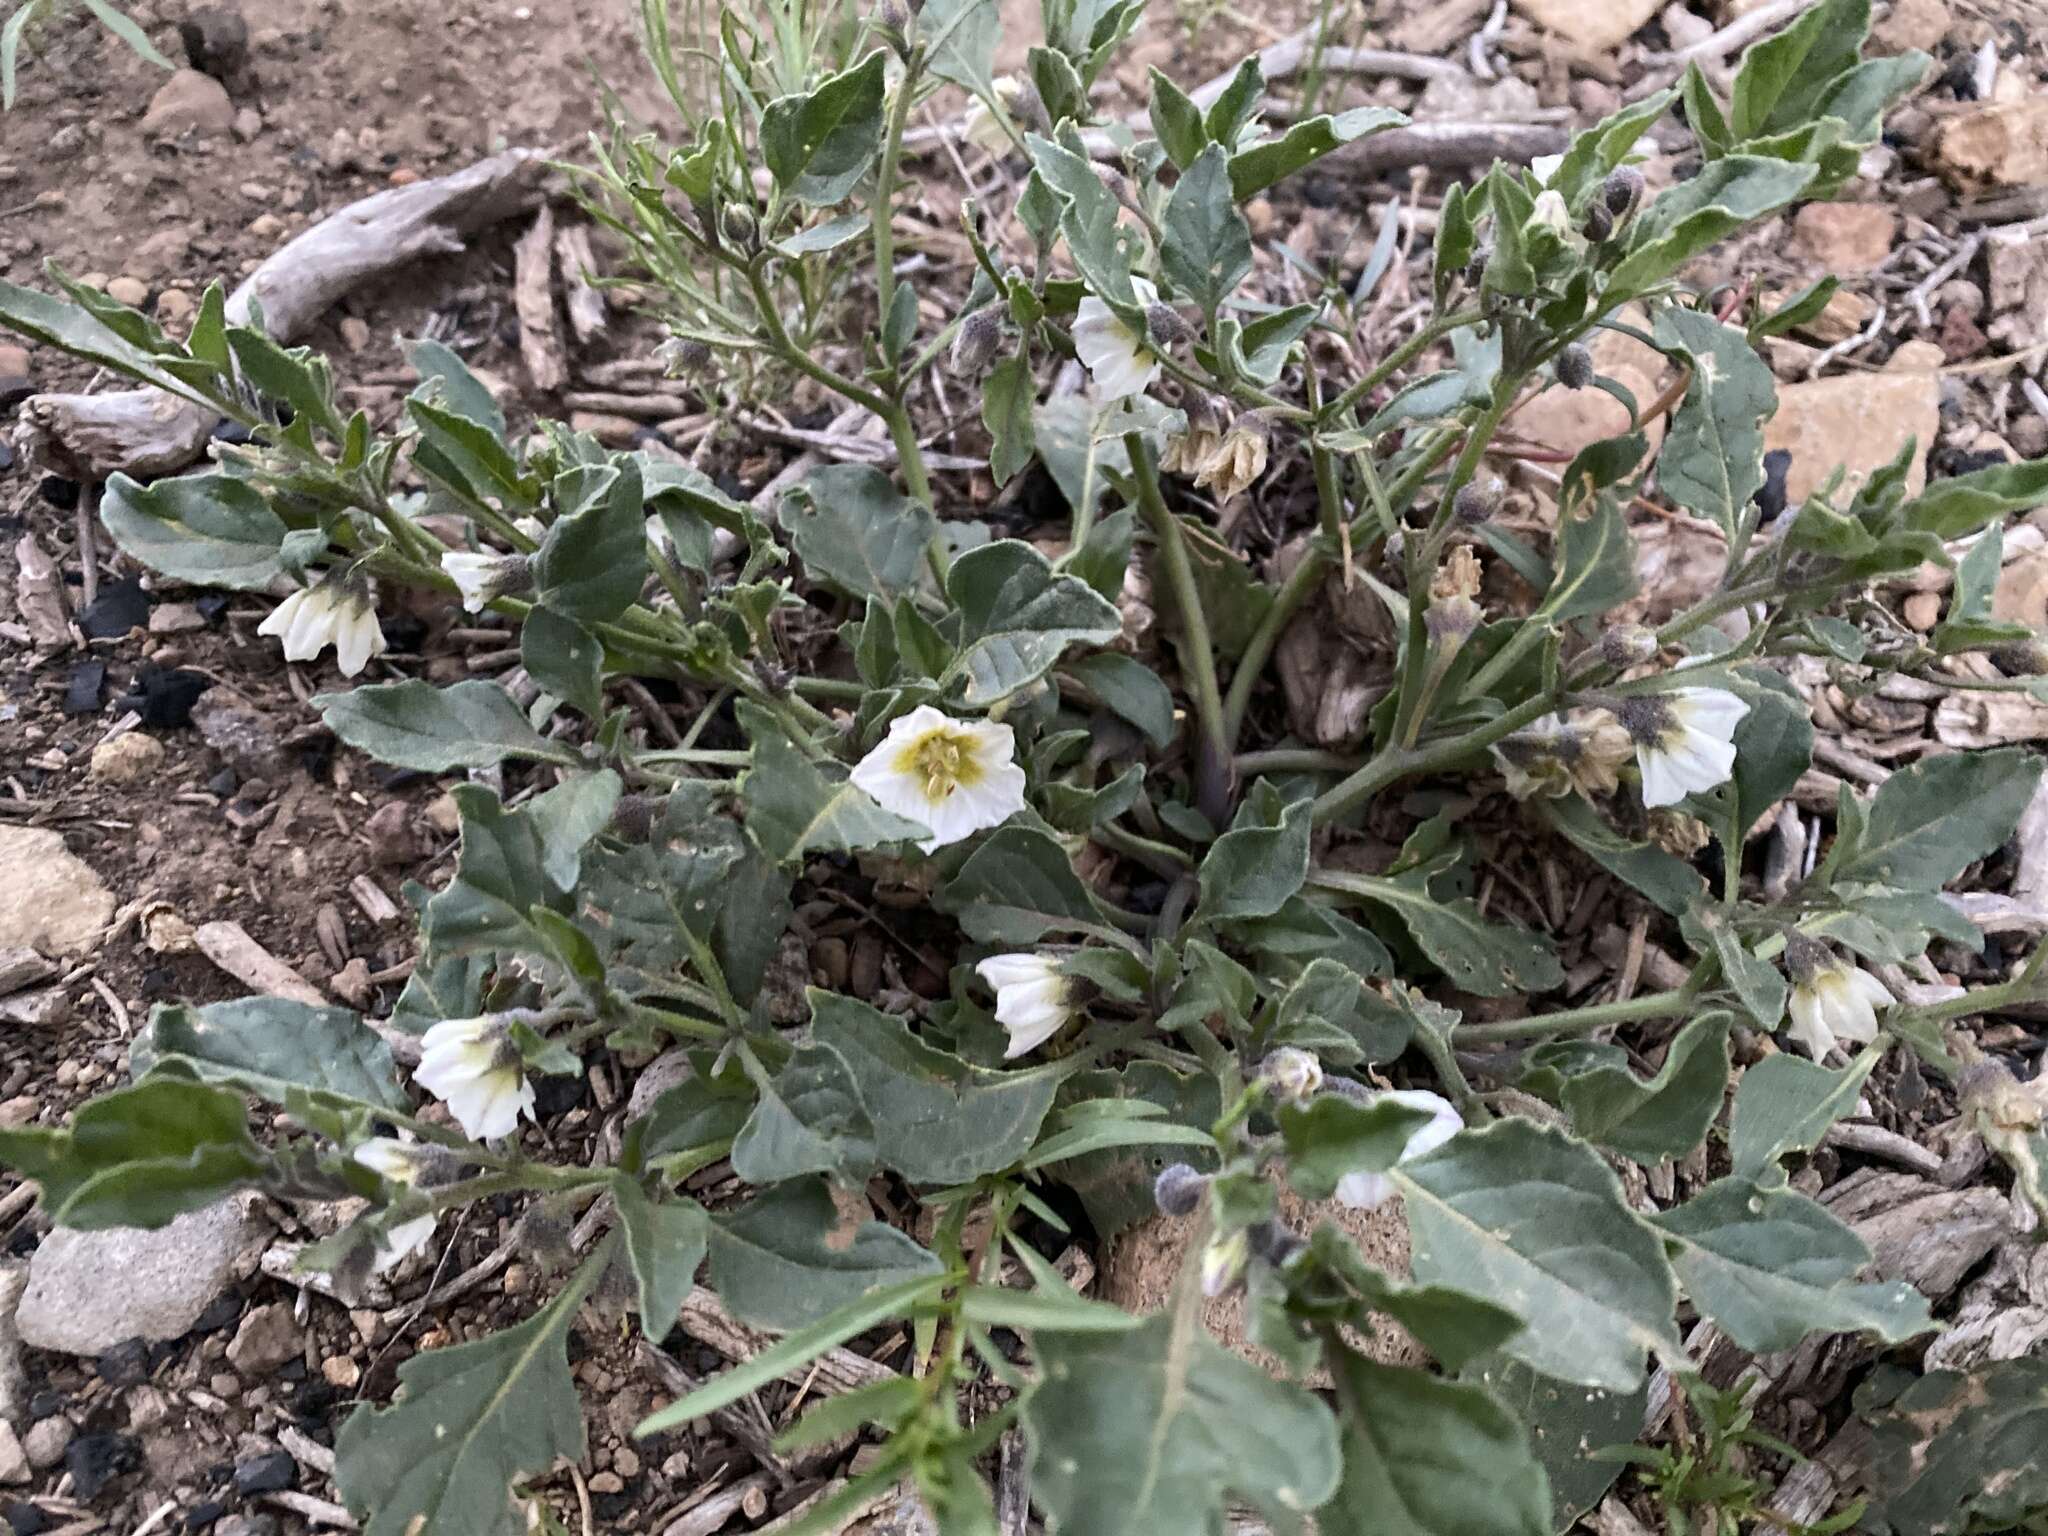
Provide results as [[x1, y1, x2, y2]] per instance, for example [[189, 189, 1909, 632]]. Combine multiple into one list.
[[1762, 365, 1939, 508], [1511, 0, 1658, 50], [17, 1200, 266, 1357], [1791, 203, 1897, 274], [1932, 99, 2048, 193], [0, 827, 114, 958], [141, 69, 236, 140]]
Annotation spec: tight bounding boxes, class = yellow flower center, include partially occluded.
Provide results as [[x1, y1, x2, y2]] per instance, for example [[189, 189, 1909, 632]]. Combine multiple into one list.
[[896, 728, 984, 803]]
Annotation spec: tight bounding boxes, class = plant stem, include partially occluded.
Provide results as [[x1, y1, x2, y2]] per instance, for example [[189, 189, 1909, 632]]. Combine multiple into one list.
[[1319, 309, 1483, 424], [1127, 430, 1232, 823], [1312, 687, 1559, 824], [1234, 747, 1364, 776], [1452, 986, 1695, 1045], [1410, 1016, 1490, 1124]]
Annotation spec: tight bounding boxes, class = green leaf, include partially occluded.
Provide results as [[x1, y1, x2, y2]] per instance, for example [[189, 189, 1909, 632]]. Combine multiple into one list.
[[1048, 1063, 1221, 1239], [533, 458, 647, 621], [134, 998, 406, 1113], [958, 1283, 1139, 1333], [408, 397, 537, 514], [942, 539, 1122, 705], [1034, 395, 1133, 528], [227, 328, 342, 438], [705, 1178, 944, 1331], [528, 770, 621, 892], [1312, 869, 1563, 999], [738, 702, 929, 862], [636, 1272, 949, 1434], [1729, 0, 1866, 141], [810, 992, 1061, 1184], [1825, 747, 2044, 890], [1063, 652, 1175, 750], [1542, 492, 1639, 621], [984, 351, 1037, 488], [625, 1069, 756, 1171], [1750, 275, 1839, 341], [761, 50, 888, 205], [1469, 1358, 1648, 1531], [1902, 458, 2048, 540], [99, 473, 288, 591], [1026, 1315, 1342, 1536], [783, 463, 938, 601], [1147, 67, 1206, 169], [1398, 1119, 1683, 1390], [1723, 670, 1814, 830], [1866, 1358, 2048, 1536], [0, 273, 190, 392], [1432, 182, 1475, 308], [419, 784, 562, 954], [1539, 797, 1704, 915], [520, 607, 605, 720], [1202, 57, 1262, 146], [1609, 157, 1817, 299], [1025, 130, 1138, 307], [0, 1078, 267, 1230], [334, 1249, 601, 1536], [1681, 906, 1787, 1030], [1227, 106, 1407, 200], [731, 1040, 875, 1184], [1558, 1010, 1732, 1163], [407, 336, 507, 438], [1652, 1177, 1934, 1353], [1160, 144, 1251, 316], [1728, 1048, 1879, 1183], [1278, 1094, 1438, 1201], [612, 1178, 709, 1338], [918, 0, 998, 92], [316, 680, 580, 772], [1652, 307, 1777, 540], [935, 825, 1115, 945], [1548, 89, 1673, 208], [1195, 794, 1312, 923], [1323, 1351, 1550, 1536]]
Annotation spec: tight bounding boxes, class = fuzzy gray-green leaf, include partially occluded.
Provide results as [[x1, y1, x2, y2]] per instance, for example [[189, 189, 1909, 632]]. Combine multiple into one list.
[[1653, 307, 1776, 540], [100, 473, 289, 591], [782, 464, 938, 602], [317, 680, 581, 772]]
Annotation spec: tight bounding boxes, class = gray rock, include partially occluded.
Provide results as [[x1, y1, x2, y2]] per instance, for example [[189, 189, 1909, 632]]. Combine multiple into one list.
[[23, 1415, 70, 1470], [0, 1265, 26, 1430], [18, 1200, 266, 1356], [190, 694, 290, 781], [224, 1303, 299, 1375], [0, 1422, 25, 1485], [140, 69, 236, 139]]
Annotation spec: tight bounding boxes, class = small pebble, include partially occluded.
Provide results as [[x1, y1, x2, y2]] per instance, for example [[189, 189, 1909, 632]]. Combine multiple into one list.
[[232, 1450, 296, 1496]]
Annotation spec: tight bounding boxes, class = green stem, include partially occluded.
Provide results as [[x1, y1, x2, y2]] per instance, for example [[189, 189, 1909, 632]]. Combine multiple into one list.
[[1452, 986, 1695, 1045], [1411, 1016, 1490, 1124], [1234, 747, 1363, 776], [792, 675, 868, 700], [1319, 310, 1484, 424], [1312, 687, 1559, 824], [1220, 543, 1325, 743], [1127, 430, 1232, 821]]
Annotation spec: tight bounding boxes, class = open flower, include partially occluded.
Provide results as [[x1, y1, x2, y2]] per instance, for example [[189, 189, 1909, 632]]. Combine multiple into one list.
[[1335, 1088, 1463, 1211], [413, 1017, 536, 1142], [1073, 277, 1161, 400], [1785, 933, 1894, 1060], [849, 705, 1028, 851], [352, 1134, 437, 1272], [1193, 413, 1270, 503], [441, 551, 529, 613], [1619, 688, 1750, 808], [258, 575, 387, 676], [975, 952, 1077, 1058]]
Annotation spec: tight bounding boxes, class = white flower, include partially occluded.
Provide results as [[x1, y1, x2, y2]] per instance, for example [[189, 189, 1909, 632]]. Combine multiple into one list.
[[1335, 1089, 1463, 1211], [1785, 937, 1894, 1061], [1073, 277, 1161, 400], [441, 551, 528, 613], [848, 704, 1028, 852], [1529, 152, 1564, 187], [258, 577, 388, 677], [1199, 1228, 1249, 1298], [975, 952, 1077, 1058], [963, 75, 1025, 153], [1621, 687, 1750, 808], [413, 1017, 536, 1141], [352, 1135, 437, 1272], [1528, 188, 1571, 237]]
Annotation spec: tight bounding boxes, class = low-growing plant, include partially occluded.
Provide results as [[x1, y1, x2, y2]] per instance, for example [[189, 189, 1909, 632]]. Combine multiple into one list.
[[7, 0, 2048, 1532], [1, 0, 171, 111]]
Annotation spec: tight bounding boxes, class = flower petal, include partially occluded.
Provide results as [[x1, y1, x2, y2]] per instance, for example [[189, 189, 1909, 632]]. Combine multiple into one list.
[[1670, 687, 1751, 740]]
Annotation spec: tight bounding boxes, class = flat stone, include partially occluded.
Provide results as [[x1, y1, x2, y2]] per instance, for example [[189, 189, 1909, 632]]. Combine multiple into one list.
[[190, 694, 289, 780], [1791, 203, 1896, 274], [141, 69, 236, 140], [23, 1414, 71, 1470], [1874, 0, 1948, 51], [0, 1423, 25, 1486], [1510, 0, 1659, 50], [224, 1303, 299, 1375], [0, 828, 115, 958], [18, 1200, 266, 1357], [0, 1265, 26, 1430], [88, 733, 166, 785], [1932, 99, 2048, 192], [1763, 369, 1938, 509]]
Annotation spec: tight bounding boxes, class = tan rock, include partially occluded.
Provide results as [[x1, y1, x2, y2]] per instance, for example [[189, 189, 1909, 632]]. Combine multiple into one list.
[[1103, 1188, 1428, 1380], [1874, 0, 1949, 52], [1770, 284, 1875, 345], [1931, 99, 2048, 192], [104, 276, 148, 308], [0, 827, 115, 957], [1886, 338, 1947, 374], [1762, 370, 1938, 506], [141, 69, 235, 140], [155, 289, 196, 329], [569, 410, 642, 449], [1791, 203, 1896, 274], [1512, 313, 1670, 462], [1511, 0, 1660, 50], [88, 732, 165, 785]]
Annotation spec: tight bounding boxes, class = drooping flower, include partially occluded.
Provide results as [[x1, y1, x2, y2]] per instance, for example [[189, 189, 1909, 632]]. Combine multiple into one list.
[[413, 1017, 536, 1142], [1619, 687, 1750, 808], [1161, 390, 1226, 477], [963, 75, 1028, 153], [1494, 711, 1635, 800], [1528, 188, 1571, 238], [975, 952, 1078, 1058], [257, 575, 387, 677], [1335, 1088, 1463, 1211], [1193, 413, 1270, 503], [848, 704, 1028, 851], [441, 551, 530, 614], [1073, 277, 1162, 400], [351, 1134, 437, 1272], [1784, 932, 1894, 1061]]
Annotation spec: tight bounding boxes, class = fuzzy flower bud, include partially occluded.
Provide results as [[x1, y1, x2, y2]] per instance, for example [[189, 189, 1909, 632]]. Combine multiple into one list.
[[1600, 623, 1659, 669], [719, 202, 758, 249], [950, 305, 1003, 376], [1247, 1220, 1306, 1270], [1583, 201, 1615, 242], [1604, 165, 1646, 217], [1555, 343, 1595, 391], [1153, 1163, 1208, 1217], [1260, 1047, 1324, 1105], [657, 335, 712, 375], [1145, 302, 1194, 351], [1452, 481, 1499, 526]]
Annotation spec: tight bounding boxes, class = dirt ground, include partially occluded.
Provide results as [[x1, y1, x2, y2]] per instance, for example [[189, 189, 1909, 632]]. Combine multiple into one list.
[[2, 0, 2047, 1532]]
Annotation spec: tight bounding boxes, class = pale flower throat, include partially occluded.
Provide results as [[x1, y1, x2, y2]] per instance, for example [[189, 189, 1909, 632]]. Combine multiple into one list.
[[901, 729, 983, 802]]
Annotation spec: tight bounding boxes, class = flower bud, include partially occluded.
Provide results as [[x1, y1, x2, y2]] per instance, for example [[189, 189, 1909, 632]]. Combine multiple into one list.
[[1603, 165, 1645, 217], [1153, 1163, 1207, 1217], [657, 335, 713, 375], [1582, 201, 1614, 242], [1145, 301, 1194, 350], [950, 305, 1003, 376], [1527, 189, 1570, 238], [1260, 1047, 1324, 1104], [1600, 623, 1658, 669], [1193, 412, 1270, 504], [719, 202, 758, 249], [1991, 641, 2048, 677], [1452, 482, 1498, 526], [1247, 1219, 1306, 1270], [1555, 343, 1595, 390], [1782, 928, 1835, 987], [1199, 1230, 1249, 1298]]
